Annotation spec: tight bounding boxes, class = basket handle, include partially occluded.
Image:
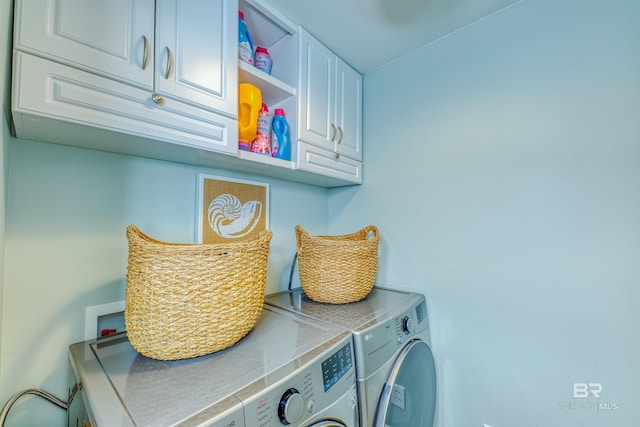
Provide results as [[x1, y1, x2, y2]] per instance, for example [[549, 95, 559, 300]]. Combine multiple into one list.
[[295, 225, 305, 253], [363, 225, 380, 242], [295, 225, 380, 251]]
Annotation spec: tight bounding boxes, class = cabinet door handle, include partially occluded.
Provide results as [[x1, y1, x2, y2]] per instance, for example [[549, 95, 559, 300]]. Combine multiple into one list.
[[164, 47, 173, 79], [141, 35, 149, 70], [330, 123, 336, 142], [337, 126, 344, 145]]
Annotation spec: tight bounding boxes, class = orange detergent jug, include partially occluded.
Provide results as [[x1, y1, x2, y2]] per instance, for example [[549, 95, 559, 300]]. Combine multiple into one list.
[[238, 83, 262, 150]]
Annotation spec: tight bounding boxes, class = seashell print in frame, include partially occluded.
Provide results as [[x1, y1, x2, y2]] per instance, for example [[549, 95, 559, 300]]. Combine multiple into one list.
[[196, 174, 269, 244]]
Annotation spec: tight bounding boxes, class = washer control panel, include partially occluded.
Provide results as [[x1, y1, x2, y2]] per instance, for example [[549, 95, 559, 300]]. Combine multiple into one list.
[[238, 337, 356, 427], [279, 388, 305, 424], [320, 341, 354, 392]]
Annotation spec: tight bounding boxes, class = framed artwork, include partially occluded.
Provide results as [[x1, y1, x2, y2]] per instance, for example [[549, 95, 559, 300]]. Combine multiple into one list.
[[196, 174, 270, 244]]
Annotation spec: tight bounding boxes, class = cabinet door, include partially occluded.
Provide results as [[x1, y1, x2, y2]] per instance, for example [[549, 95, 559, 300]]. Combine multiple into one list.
[[298, 29, 335, 150], [155, 0, 238, 118], [13, 0, 154, 90], [335, 58, 362, 160], [13, 52, 238, 156]]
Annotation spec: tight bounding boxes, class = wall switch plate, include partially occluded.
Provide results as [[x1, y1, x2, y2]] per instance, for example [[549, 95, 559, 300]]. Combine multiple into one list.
[[85, 301, 125, 340]]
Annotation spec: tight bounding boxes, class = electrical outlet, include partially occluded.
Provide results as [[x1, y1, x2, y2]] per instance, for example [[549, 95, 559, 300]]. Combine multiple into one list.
[[391, 384, 406, 410], [85, 301, 125, 340]]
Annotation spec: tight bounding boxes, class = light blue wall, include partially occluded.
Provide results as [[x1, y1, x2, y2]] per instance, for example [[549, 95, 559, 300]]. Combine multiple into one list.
[[3, 0, 640, 426], [0, 0, 12, 393], [330, 0, 640, 426], [1, 144, 327, 424]]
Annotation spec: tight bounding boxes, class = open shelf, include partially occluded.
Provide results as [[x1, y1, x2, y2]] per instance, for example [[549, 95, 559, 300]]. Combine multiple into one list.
[[237, 149, 295, 169], [238, 60, 296, 106]]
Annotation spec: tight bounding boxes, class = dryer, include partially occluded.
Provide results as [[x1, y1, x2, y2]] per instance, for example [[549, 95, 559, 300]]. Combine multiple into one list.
[[68, 305, 359, 427], [265, 287, 437, 427]]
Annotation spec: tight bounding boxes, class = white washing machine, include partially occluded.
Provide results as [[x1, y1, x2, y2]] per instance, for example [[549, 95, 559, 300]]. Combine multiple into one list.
[[265, 287, 437, 427], [68, 305, 359, 427]]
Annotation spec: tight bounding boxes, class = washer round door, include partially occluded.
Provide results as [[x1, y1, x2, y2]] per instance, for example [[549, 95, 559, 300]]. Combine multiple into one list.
[[374, 339, 436, 427], [306, 420, 347, 427]]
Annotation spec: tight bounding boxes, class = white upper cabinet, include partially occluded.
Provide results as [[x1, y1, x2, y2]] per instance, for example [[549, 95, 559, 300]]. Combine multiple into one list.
[[155, 0, 237, 116], [13, 0, 238, 157], [11, 0, 361, 187], [14, 0, 237, 116], [298, 28, 362, 161], [335, 58, 362, 160], [13, 0, 155, 90], [298, 30, 335, 150]]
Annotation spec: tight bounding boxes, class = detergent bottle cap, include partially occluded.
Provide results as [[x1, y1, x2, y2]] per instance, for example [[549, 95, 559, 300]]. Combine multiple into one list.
[[260, 103, 269, 112], [239, 10, 245, 19], [256, 46, 269, 54], [274, 108, 285, 116]]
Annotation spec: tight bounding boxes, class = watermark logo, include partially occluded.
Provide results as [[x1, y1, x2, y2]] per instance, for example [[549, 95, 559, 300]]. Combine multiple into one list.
[[557, 382, 619, 411], [573, 382, 602, 398]]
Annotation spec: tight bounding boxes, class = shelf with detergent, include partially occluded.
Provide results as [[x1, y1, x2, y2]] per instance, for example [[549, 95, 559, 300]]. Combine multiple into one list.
[[238, 60, 296, 106], [237, 149, 294, 169]]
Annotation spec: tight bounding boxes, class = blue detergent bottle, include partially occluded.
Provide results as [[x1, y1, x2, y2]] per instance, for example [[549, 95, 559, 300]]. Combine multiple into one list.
[[271, 108, 291, 161], [238, 10, 254, 65]]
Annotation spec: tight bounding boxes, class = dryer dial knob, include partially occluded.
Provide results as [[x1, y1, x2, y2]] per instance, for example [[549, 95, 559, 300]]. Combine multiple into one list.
[[401, 316, 413, 334], [278, 388, 304, 424]]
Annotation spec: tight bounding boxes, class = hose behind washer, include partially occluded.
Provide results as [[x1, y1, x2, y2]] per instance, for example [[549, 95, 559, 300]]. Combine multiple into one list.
[[0, 386, 74, 426]]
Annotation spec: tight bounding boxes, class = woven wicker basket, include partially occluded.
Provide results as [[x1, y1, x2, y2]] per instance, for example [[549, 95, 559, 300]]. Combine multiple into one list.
[[125, 225, 272, 360], [295, 225, 379, 304]]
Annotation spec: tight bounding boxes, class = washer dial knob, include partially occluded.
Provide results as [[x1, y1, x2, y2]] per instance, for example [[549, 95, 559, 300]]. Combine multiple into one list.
[[401, 316, 413, 334], [278, 388, 304, 424]]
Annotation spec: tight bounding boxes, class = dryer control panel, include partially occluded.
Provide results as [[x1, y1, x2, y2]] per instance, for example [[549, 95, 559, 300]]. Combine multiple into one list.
[[394, 298, 428, 343], [353, 296, 429, 379]]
